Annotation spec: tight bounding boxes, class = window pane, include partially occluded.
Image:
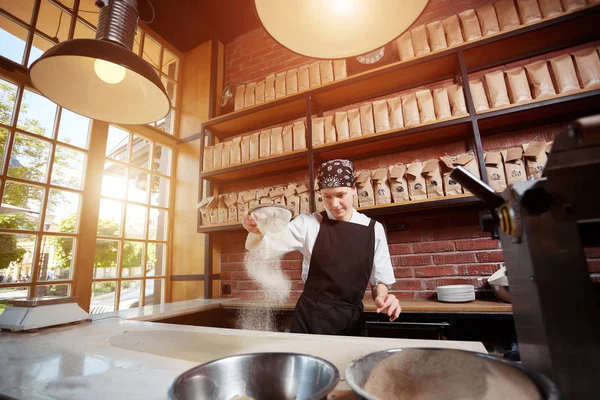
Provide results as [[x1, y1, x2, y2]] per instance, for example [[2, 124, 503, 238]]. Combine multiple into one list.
[[97, 199, 122, 237], [57, 108, 90, 149], [93, 239, 118, 279], [78, 0, 100, 28], [0, 0, 35, 24], [0, 181, 44, 230], [153, 144, 171, 176], [133, 29, 142, 56], [131, 134, 151, 170], [101, 161, 127, 199], [122, 241, 143, 277], [119, 279, 141, 309], [51, 145, 85, 190], [17, 89, 57, 137], [8, 133, 51, 183], [90, 281, 115, 314], [0, 15, 28, 64], [0, 78, 19, 125], [161, 77, 176, 107], [74, 19, 95, 39], [0, 233, 37, 282], [150, 176, 169, 207], [156, 109, 175, 134], [162, 49, 178, 81], [35, 283, 70, 298], [0, 128, 8, 174], [28, 34, 55, 67], [125, 204, 147, 239], [37, 1, 72, 43], [146, 243, 166, 276], [44, 189, 80, 233], [142, 35, 161, 70], [106, 125, 129, 162], [148, 208, 167, 241], [38, 235, 74, 281], [144, 278, 164, 306], [128, 168, 148, 203], [0, 287, 29, 315]]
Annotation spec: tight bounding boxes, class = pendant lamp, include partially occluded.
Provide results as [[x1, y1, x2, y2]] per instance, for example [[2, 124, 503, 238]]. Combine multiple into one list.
[[254, 0, 429, 59], [29, 0, 170, 125]]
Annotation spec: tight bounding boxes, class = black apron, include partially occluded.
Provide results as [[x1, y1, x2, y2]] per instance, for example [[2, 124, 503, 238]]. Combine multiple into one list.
[[290, 211, 376, 336]]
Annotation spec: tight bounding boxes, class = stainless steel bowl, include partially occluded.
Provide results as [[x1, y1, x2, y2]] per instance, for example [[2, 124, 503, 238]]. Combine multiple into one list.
[[345, 348, 560, 400], [168, 352, 339, 400]]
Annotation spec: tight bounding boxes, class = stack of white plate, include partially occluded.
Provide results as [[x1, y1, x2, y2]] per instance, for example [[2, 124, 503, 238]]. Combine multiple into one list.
[[437, 285, 475, 302]]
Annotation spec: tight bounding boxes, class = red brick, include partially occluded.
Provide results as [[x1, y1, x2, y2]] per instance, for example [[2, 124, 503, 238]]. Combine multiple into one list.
[[292, 281, 305, 290], [415, 266, 457, 277], [394, 279, 425, 290], [585, 247, 600, 258], [414, 291, 437, 300], [432, 226, 487, 241], [590, 274, 600, 283], [433, 253, 477, 265], [283, 260, 302, 270], [221, 262, 244, 272], [392, 255, 433, 267], [283, 251, 303, 260], [434, 277, 485, 289], [220, 254, 228, 263], [220, 272, 232, 281], [388, 291, 415, 300], [232, 271, 250, 280], [227, 253, 247, 262], [237, 291, 266, 300], [476, 251, 504, 263], [460, 264, 501, 276], [284, 270, 302, 280], [237, 281, 260, 290], [455, 239, 499, 251], [413, 241, 454, 253], [588, 260, 600, 273], [387, 230, 424, 243], [389, 244, 412, 255], [394, 267, 414, 278]]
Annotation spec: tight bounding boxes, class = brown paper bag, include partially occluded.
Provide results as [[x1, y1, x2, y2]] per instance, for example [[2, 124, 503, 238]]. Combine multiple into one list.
[[506, 67, 533, 103], [495, 0, 521, 31], [230, 137, 241, 165], [563, 0, 587, 11], [439, 156, 463, 196], [485, 151, 508, 192], [447, 84, 468, 116], [348, 108, 362, 138], [433, 87, 452, 119], [573, 48, 600, 89], [213, 142, 223, 169], [516, 0, 542, 23], [234, 85, 245, 111], [373, 100, 391, 133], [265, 73, 276, 102], [442, 15, 464, 46], [411, 25, 431, 56], [324, 115, 336, 144], [484, 70, 511, 107], [286, 69, 298, 95], [355, 170, 375, 207], [208, 196, 219, 225], [198, 196, 214, 225], [388, 164, 410, 203], [203, 145, 214, 171], [298, 65, 310, 92], [372, 168, 392, 205], [359, 103, 375, 135], [550, 54, 580, 93], [453, 151, 481, 194], [523, 141, 549, 179], [320, 60, 334, 85], [258, 188, 272, 205], [255, 80, 265, 105], [309, 61, 321, 88], [539, 0, 563, 17], [470, 79, 490, 111], [335, 111, 350, 140], [477, 5, 501, 36], [422, 159, 444, 199], [217, 195, 228, 224], [282, 124, 293, 153], [225, 193, 238, 223], [312, 117, 325, 147], [396, 31, 415, 61], [285, 185, 300, 217], [406, 162, 427, 200], [259, 129, 271, 158], [525, 60, 557, 99], [270, 127, 283, 156], [333, 59, 347, 81], [244, 82, 256, 108], [459, 9, 483, 41], [416, 89, 436, 123], [221, 141, 231, 167], [352, 186, 359, 209], [247, 190, 259, 211], [427, 21, 448, 51], [387, 96, 404, 129], [237, 192, 250, 221], [313, 181, 325, 212], [296, 183, 310, 214], [501, 147, 527, 185], [269, 187, 286, 205], [402, 93, 420, 127], [241, 135, 251, 163], [275, 72, 286, 99], [293, 120, 307, 150], [249, 132, 260, 161]]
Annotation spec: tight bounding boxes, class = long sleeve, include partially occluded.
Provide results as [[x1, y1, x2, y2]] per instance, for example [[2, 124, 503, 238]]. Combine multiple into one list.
[[245, 213, 308, 254]]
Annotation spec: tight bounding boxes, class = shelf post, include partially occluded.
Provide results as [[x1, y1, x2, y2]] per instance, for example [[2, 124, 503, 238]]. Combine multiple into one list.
[[306, 95, 316, 213]]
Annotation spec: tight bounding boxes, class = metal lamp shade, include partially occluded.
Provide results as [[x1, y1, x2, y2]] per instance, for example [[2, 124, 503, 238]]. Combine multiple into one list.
[[29, 39, 170, 125], [254, 0, 429, 59]]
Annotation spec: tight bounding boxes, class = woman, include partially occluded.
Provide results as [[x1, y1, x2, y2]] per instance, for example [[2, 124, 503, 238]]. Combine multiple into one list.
[[243, 159, 401, 336]]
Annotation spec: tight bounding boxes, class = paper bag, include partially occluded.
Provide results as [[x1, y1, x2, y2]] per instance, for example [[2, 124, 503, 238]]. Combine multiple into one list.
[[333, 59, 347, 81], [221, 141, 231, 167], [275, 72, 286, 99], [433, 87, 452, 119], [237, 192, 251, 221], [241, 135, 251, 163], [550, 54, 580, 94], [411, 25, 430, 56], [422, 159, 444, 199], [427, 21, 448, 51], [348, 108, 362, 138], [296, 183, 310, 214], [293, 120, 307, 150], [257, 188, 272, 205], [396, 31, 415, 61], [286, 68, 298, 95], [255, 80, 265, 105], [285, 184, 300, 217], [388, 164, 410, 203], [416, 89, 436, 123], [447, 84, 468, 116], [265, 73, 276, 102], [477, 4, 500, 36], [495, 0, 520, 31], [234, 85, 245, 111], [402, 93, 420, 127], [516, 0, 542, 23], [355, 170, 375, 207], [539, 0, 563, 17], [249, 132, 260, 161], [217, 195, 228, 224], [270, 127, 283, 156], [213, 142, 223, 169], [335, 111, 350, 140], [406, 162, 427, 200], [524, 60, 556, 99], [506, 66, 533, 103], [230, 137, 241, 166], [244, 82, 255, 108], [203, 145, 214, 171], [373, 100, 391, 133], [572, 48, 600, 89], [523, 141, 549, 179], [198, 196, 214, 226], [485, 151, 507, 192], [453, 151, 481, 194], [371, 168, 392, 205], [320, 60, 334, 85], [459, 9, 483, 41], [501, 147, 527, 185], [247, 190, 259, 210], [312, 117, 325, 147], [470, 79, 490, 111], [324, 115, 336, 144], [484, 70, 510, 107], [387, 96, 404, 129], [309, 61, 321, 88], [298, 65, 310, 92], [439, 156, 463, 196], [359, 103, 375, 135], [259, 129, 271, 158], [225, 193, 238, 223], [313, 181, 325, 212], [442, 15, 464, 46], [282, 124, 293, 153], [269, 187, 286, 205], [208, 196, 219, 225]]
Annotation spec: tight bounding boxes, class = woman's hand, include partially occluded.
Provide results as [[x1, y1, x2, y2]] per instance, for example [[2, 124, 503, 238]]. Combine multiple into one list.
[[242, 213, 261, 234], [375, 294, 401, 322]]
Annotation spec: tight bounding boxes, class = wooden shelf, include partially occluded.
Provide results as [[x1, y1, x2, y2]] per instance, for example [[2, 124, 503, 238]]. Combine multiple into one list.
[[201, 150, 308, 182], [358, 194, 481, 217], [197, 222, 244, 234]]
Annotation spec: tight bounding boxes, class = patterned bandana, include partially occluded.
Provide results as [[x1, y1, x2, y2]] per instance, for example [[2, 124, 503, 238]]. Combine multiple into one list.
[[317, 159, 355, 190]]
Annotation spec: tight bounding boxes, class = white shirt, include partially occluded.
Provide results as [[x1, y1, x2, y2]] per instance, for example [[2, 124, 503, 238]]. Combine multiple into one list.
[[246, 209, 396, 287]]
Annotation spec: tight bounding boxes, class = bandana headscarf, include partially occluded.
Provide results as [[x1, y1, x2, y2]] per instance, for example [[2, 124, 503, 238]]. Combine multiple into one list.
[[317, 159, 355, 190]]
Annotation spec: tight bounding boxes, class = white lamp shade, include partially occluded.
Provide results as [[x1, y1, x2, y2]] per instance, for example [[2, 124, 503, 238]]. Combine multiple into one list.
[[29, 39, 170, 125], [254, 0, 429, 59]]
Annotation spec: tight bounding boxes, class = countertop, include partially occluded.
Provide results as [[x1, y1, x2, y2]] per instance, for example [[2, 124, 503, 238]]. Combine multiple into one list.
[[0, 298, 488, 400]]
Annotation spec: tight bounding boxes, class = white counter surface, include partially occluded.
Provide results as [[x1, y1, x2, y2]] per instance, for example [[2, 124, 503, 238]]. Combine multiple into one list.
[[0, 299, 487, 399]]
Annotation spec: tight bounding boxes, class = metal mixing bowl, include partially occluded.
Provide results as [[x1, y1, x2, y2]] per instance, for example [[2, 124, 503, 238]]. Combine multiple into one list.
[[345, 348, 560, 400], [168, 352, 339, 400]]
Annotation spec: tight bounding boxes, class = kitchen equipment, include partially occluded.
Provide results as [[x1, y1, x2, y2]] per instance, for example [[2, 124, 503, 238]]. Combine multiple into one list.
[[0, 297, 90, 331], [436, 284, 475, 302], [345, 348, 560, 400], [168, 352, 339, 400], [249, 204, 294, 234], [488, 266, 511, 303]]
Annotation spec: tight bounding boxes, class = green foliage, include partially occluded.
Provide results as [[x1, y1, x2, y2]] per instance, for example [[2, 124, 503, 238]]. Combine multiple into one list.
[[0, 214, 34, 270]]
